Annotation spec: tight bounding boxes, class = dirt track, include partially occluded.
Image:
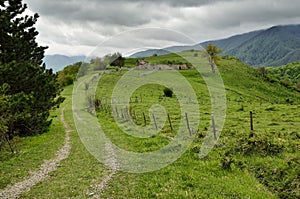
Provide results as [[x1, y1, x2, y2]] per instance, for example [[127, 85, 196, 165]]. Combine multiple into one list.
[[0, 108, 72, 199]]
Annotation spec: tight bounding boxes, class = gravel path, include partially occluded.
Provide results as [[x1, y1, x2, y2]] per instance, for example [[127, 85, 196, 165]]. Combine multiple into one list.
[[0, 108, 72, 199], [89, 142, 119, 199]]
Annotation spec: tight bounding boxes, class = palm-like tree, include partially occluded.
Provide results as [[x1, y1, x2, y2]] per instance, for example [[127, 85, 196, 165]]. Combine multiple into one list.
[[205, 44, 222, 73]]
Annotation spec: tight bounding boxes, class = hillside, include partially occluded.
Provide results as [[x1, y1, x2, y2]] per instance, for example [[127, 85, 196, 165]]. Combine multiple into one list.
[[93, 53, 300, 198], [267, 62, 300, 85], [130, 24, 300, 67], [1, 51, 300, 198], [223, 25, 300, 66]]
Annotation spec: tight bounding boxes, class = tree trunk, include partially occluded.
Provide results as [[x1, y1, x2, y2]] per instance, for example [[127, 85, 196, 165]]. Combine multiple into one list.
[[209, 56, 215, 73]]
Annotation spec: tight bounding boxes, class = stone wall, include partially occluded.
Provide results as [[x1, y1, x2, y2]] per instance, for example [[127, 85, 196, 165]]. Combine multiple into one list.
[[136, 59, 189, 70]]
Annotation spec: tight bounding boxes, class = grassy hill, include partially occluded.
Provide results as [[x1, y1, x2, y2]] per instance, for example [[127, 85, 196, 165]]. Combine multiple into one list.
[[1, 52, 299, 198], [95, 52, 300, 198]]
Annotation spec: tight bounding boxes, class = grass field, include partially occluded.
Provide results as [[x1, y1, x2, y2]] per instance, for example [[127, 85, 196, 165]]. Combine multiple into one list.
[[0, 52, 299, 198], [94, 54, 300, 198]]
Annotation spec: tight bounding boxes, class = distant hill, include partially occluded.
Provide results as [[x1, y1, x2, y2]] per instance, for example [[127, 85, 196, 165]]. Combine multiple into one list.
[[220, 25, 300, 66], [130, 49, 170, 58], [43, 55, 87, 72], [130, 24, 300, 67]]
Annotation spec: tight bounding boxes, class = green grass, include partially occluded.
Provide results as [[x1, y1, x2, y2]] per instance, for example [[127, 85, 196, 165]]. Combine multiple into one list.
[[1, 52, 299, 198], [124, 50, 202, 68], [0, 98, 65, 189], [0, 86, 108, 198], [19, 86, 108, 198], [94, 54, 299, 198]]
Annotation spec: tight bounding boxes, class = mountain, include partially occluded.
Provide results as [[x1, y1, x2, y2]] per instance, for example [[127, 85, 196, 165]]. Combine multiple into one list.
[[221, 25, 300, 66], [199, 30, 264, 52], [129, 24, 300, 67], [43, 55, 87, 72]]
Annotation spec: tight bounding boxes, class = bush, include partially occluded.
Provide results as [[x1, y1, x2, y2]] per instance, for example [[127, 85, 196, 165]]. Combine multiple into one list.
[[236, 132, 285, 156], [163, 88, 173, 98]]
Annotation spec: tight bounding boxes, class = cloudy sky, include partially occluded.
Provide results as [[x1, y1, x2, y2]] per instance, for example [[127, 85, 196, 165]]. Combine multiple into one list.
[[23, 0, 300, 57]]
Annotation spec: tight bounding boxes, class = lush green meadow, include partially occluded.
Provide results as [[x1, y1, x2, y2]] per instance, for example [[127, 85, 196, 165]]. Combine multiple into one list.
[[0, 52, 299, 198], [95, 54, 300, 198]]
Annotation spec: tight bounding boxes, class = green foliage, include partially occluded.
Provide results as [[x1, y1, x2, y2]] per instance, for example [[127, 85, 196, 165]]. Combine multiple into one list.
[[90, 57, 107, 70], [0, 62, 63, 138], [267, 62, 300, 90], [0, 84, 9, 151], [90, 53, 125, 69], [296, 80, 300, 90], [57, 62, 81, 86], [110, 52, 125, 68], [0, 0, 47, 66], [0, 0, 63, 149], [205, 44, 223, 58], [205, 44, 223, 73]]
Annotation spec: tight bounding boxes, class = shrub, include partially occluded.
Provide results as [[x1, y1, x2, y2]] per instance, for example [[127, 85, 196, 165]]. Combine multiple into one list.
[[236, 132, 285, 156], [163, 88, 173, 98]]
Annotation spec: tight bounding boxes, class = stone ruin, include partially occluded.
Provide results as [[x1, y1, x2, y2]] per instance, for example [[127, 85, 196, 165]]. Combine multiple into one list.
[[136, 59, 189, 70]]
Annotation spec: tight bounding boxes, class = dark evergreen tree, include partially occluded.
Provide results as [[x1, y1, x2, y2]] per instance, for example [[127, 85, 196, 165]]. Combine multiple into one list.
[[0, 0, 47, 65], [0, 0, 63, 142], [110, 52, 125, 68]]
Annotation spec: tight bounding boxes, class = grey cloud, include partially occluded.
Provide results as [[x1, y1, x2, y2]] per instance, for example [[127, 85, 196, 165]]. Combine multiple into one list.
[[25, 0, 171, 26], [23, 0, 300, 56], [206, 0, 300, 29]]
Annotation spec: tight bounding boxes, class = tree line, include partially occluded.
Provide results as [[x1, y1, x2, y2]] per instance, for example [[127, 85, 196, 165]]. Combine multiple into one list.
[[57, 52, 125, 87]]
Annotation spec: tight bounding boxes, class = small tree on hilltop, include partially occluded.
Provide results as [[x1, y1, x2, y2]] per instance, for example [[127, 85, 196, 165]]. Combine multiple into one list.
[[205, 44, 222, 73]]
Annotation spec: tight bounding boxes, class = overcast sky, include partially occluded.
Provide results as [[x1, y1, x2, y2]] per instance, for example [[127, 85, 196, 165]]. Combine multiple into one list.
[[23, 0, 300, 57]]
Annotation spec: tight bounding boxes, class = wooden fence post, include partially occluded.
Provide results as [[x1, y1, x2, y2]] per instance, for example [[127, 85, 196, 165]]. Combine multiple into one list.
[[250, 111, 254, 131], [185, 112, 192, 136], [115, 107, 119, 117], [121, 109, 125, 120], [152, 113, 158, 131], [212, 114, 217, 140], [167, 113, 174, 132], [143, 112, 147, 126]]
